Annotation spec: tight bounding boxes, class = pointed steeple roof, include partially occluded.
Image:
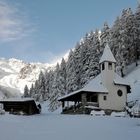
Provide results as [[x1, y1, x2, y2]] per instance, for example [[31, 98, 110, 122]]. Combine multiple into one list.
[[99, 44, 116, 64]]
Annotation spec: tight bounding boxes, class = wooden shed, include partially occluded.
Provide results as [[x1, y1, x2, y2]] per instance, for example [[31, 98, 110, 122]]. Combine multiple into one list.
[[0, 98, 41, 115]]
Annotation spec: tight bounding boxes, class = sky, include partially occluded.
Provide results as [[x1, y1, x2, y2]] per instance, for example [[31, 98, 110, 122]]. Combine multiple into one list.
[[0, 0, 138, 64]]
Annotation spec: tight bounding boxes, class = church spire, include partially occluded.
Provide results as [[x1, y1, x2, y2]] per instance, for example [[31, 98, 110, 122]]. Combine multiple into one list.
[[99, 44, 116, 64]]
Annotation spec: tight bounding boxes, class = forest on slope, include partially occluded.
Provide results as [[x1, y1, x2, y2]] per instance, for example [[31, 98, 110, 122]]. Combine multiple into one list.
[[24, 4, 140, 111]]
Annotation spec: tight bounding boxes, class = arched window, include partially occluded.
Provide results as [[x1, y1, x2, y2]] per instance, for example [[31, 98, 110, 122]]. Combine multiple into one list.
[[103, 96, 107, 101], [102, 63, 105, 70], [108, 62, 112, 70], [117, 90, 123, 97]]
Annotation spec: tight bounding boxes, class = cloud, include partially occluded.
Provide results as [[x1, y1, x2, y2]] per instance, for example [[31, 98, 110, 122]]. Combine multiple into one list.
[[45, 51, 69, 64], [0, 0, 33, 42], [21, 49, 69, 64], [27, 51, 69, 64]]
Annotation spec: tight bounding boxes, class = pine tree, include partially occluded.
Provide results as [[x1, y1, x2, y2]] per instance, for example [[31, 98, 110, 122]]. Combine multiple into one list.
[[49, 63, 61, 111], [121, 8, 135, 64], [73, 42, 83, 89], [44, 71, 51, 100], [23, 85, 29, 98], [48, 70, 55, 98], [59, 58, 67, 96], [80, 30, 100, 85], [134, 4, 140, 65], [66, 49, 78, 93], [80, 34, 91, 86], [88, 30, 100, 79], [33, 80, 40, 101], [110, 16, 123, 66], [100, 22, 111, 52], [37, 71, 46, 102], [29, 83, 34, 97]]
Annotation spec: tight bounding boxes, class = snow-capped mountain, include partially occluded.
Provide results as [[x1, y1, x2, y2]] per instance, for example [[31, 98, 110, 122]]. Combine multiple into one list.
[[0, 58, 53, 99]]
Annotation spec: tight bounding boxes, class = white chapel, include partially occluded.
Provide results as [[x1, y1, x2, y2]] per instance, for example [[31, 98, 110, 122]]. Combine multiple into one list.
[[59, 44, 131, 114]]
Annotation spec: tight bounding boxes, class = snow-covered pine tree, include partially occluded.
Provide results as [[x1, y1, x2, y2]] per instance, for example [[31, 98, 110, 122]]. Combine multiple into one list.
[[110, 10, 130, 75], [59, 58, 67, 96], [110, 16, 123, 66], [134, 4, 140, 65], [49, 59, 67, 111], [33, 80, 40, 101], [118, 9, 128, 66], [73, 42, 83, 89], [23, 85, 29, 98], [80, 34, 91, 86], [29, 83, 34, 97], [121, 8, 135, 64], [49, 63, 61, 111], [100, 22, 111, 53], [48, 70, 54, 98], [44, 71, 51, 100], [38, 71, 46, 102], [66, 49, 78, 93], [88, 30, 100, 80]]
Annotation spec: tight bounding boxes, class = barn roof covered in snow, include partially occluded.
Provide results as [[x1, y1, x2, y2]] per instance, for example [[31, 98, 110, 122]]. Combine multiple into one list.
[[0, 97, 35, 102], [99, 44, 116, 64]]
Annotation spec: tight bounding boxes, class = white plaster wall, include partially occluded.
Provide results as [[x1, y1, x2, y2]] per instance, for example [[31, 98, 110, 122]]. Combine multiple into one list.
[[99, 85, 127, 111], [99, 62, 127, 111], [101, 62, 115, 87]]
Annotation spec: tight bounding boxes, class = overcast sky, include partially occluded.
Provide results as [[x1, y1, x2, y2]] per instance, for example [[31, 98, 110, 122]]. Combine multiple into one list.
[[0, 0, 138, 64]]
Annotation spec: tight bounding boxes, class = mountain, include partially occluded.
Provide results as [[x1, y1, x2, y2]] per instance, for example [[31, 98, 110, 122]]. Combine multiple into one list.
[[0, 58, 53, 99]]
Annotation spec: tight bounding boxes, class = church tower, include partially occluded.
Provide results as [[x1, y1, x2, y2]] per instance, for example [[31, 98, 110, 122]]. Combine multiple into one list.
[[99, 44, 116, 88]]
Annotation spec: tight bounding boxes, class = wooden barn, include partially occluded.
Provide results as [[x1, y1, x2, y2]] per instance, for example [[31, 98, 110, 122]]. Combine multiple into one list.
[[0, 98, 41, 115]]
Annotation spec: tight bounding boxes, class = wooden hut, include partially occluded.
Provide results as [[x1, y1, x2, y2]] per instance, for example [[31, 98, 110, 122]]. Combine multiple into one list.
[[0, 98, 41, 115]]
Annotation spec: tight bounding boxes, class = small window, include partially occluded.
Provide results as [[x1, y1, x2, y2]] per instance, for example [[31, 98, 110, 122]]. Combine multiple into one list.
[[90, 96, 98, 102], [117, 90, 123, 97], [103, 96, 107, 100], [108, 62, 112, 70], [102, 63, 105, 70]]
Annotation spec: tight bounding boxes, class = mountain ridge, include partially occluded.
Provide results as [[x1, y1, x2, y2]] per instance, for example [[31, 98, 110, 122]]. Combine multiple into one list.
[[0, 57, 53, 99]]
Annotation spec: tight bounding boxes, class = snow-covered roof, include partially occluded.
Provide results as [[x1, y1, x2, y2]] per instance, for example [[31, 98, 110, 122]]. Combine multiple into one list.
[[58, 72, 130, 101], [58, 74, 108, 101], [82, 74, 108, 93], [99, 44, 116, 64], [58, 89, 82, 101], [114, 73, 130, 86], [0, 97, 35, 102]]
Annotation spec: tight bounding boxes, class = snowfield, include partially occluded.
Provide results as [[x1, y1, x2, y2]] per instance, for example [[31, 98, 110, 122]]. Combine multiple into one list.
[[0, 111, 140, 140], [0, 101, 140, 140], [0, 61, 140, 140], [0, 64, 140, 140]]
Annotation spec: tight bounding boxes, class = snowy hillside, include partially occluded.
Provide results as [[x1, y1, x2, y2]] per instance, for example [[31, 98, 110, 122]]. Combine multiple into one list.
[[0, 58, 53, 99], [125, 63, 140, 102]]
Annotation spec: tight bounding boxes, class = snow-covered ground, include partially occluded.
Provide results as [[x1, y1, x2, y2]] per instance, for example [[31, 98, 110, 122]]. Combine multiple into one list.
[[0, 62, 140, 140], [0, 107, 140, 140]]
